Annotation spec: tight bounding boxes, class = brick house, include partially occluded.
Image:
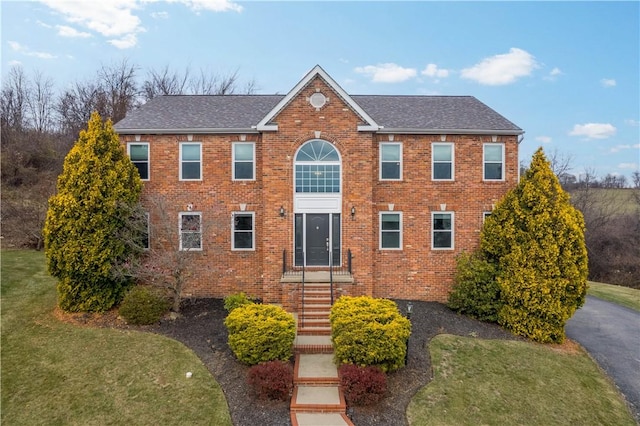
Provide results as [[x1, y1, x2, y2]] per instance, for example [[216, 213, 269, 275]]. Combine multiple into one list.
[[114, 65, 523, 310]]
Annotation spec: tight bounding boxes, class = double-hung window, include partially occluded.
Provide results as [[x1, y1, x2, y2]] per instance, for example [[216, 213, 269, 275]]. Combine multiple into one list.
[[232, 212, 255, 250], [483, 144, 504, 180], [432, 212, 454, 250], [179, 212, 202, 251], [233, 142, 255, 180], [380, 212, 402, 250], [432, 143, 454, 180], [127, 143, 149, 180], [380, 143, 402, 180], [180, 142, 202, 180]]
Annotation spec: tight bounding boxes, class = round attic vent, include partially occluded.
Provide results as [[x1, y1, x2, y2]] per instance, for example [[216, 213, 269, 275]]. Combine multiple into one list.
[[309, 92, 327, 109]]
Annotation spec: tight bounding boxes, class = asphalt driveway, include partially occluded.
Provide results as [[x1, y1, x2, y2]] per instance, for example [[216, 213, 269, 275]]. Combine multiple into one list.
[[566, 296, 640, 422]]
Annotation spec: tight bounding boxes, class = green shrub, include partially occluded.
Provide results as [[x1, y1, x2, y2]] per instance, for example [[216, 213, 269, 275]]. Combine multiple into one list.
[[223, 292, 255, 313], [224, 304, 296, 365], [482, 148, 588, 343], [330, 296, 411, 373], [339, 364, 387, 406], [247, 361, 293, 401], [447, 251, 501, 322], [119, 286, 170, 325]]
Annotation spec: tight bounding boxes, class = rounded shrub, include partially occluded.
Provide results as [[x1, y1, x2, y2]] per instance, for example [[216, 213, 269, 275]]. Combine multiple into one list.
[[223, 292, 256, 313], [247, 360, 294, 401], [330, 296, 411, 373], [339, 364, 387, 406], [447, 251, 501, 322], [224, 304, 296, 365], [119, 286, 170, 325]]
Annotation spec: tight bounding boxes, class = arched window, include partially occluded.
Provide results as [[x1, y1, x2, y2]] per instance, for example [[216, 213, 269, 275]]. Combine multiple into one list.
[[295, 140, 341, 193]]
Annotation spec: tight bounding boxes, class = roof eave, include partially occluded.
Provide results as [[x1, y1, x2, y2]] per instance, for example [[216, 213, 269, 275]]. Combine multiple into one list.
[[376, 128, 525, 136], [114, 128, 261, 135]]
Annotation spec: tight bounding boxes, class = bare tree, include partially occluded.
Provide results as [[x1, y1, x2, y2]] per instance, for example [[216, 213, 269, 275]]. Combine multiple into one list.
[[27, 70, 55, 133], [0, 66, 29, 132], [142, 65, 190, 101], [97, 59, 139, 123]]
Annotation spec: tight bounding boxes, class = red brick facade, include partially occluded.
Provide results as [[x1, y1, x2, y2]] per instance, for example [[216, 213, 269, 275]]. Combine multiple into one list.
[[117, 67, 521, 310]]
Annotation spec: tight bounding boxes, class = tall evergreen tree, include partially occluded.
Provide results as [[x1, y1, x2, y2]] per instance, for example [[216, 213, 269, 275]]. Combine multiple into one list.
[[44, 112, 142, 312], [481, 148, 588, 343]]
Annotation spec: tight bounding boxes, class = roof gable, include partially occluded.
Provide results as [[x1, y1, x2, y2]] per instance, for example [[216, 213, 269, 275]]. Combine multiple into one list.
[[255, 65, 379, 132]]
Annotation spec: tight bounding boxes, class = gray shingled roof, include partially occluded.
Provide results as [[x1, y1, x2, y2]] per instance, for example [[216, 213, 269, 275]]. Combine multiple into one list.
[[114, 94, 522, 134]]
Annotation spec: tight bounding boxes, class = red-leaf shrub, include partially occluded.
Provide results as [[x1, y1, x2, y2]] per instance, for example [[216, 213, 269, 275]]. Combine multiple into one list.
[[247, 360, 293, 401], [339, 364, 387, 406]]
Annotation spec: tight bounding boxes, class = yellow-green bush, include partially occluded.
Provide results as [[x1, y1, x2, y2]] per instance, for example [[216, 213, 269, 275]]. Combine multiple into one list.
[[224, 304, 296, 365], [481, 148, 589, 343], [223, 292, 256, 313], [119, 286, 170, 325], [330, 296, 411, 373]]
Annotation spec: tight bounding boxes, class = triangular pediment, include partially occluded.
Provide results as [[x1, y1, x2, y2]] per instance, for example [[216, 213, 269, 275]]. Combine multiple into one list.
[[256, 65, 379, 132]]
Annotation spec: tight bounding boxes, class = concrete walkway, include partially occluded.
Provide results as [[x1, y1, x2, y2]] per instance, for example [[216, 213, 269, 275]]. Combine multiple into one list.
[[566, 296, 640, 422]]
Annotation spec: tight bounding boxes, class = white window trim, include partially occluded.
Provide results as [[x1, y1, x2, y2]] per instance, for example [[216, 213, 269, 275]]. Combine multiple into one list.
[[379, 142, 403, 181], [232, 142, 256, 181], [179, 142, 202, 181], [431, 211, 455, 250], [179, 212, 202, 251], [232, 211, 255, 251], [431, 142, 455, 181], [483, 143, 505, 181], [127, 142, 150, 181], [482, 211, 492, 223], [379, 211, 403, 250]]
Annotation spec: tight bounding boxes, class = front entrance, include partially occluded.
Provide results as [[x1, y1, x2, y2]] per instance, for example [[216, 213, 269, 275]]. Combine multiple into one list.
[[295, 213, 341, 267]]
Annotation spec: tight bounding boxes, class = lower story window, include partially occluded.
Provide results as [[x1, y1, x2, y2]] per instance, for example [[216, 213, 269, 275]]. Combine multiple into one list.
[[233, 212, 255, 250], [380, 212, 402, 250], [180, 212, 202, 251], [432, 212, 454, 250]]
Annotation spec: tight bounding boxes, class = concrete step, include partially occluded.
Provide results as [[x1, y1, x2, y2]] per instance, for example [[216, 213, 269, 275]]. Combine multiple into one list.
[[297, 327, 331, 336], [290, 385, 346, 413], [291, 412, 354, 426], [294, 335, 333, 354], [299, 318, 330, 327], [294, 354, 339, 384]]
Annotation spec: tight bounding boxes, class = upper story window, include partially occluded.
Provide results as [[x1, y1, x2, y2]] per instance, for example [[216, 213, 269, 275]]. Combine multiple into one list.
[[233, 142, 255, 180], [179, 212, 202, 251], [483, 143, 504, 181], [127, 142, 149, 180], [180, 142, 202, 181], [432, 143, 454, 181], [432, 212, 454, 250], [380, 212, 402, 250], [380, 143, 402, 180], [295, 139, 340, 193]]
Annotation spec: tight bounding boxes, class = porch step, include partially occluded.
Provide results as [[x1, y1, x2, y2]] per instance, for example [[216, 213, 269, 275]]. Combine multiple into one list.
[[290, 385, 346, 413], [294, 354, 339, 384], [294, 335, 333, 354], [291, 412, 354, 426], [297, 327, 331, 336]]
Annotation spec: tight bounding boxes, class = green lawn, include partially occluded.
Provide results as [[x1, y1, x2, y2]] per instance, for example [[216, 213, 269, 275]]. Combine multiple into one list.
[[1, 250, 232, 426], [588, 281, 640, 312], [408, 335, 635, 426]]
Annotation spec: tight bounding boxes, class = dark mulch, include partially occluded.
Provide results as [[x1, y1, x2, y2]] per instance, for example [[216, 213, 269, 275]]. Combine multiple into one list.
[[145, 298, 521, 426]]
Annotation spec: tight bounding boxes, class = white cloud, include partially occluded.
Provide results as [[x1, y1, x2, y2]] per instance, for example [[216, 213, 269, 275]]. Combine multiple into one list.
[[618, 162, 639, 170], [57, 25, 92, 38], [610, 144, 632, 153], [535, 136, 552, 144], [8, 60, 22, 66], [544, 67, 563, 81], [354, 63, 417, 83], [151, 11, 169, 19], [460, 48, 538, 85], [624, 119, 639, 127], [108, 33, 138, 49], [167, 0, 243, 13], [421, 63, 449, 79], [601, 78, 616, 87], [7, 40, 56, 59], [569, 123, 617, 139]]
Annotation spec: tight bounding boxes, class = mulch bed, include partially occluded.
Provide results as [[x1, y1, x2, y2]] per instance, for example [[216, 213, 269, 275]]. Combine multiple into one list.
[[62, 298, 523, 426]]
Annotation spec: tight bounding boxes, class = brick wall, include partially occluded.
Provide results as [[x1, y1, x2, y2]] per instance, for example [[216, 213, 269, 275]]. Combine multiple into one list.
[[119, 77, 517, 307]]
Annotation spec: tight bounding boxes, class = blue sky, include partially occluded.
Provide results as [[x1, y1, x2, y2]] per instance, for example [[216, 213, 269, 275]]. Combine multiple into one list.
[[2, 1, 639, 182]]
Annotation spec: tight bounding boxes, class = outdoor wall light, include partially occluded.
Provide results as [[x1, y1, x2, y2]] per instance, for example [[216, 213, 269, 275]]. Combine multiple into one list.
[[351, 206, 356, 218], [407, 301, 413, 319], [279, 206, 285, 217]]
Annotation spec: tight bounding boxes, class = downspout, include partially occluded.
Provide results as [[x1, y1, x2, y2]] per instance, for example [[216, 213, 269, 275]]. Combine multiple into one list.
[[517, 134, 525, 182]]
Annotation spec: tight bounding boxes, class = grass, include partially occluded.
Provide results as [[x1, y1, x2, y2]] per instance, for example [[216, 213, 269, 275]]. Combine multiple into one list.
[[587, 281, 640, 312], [407, 335, 635, 426], [1, 250, 232, 426]]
